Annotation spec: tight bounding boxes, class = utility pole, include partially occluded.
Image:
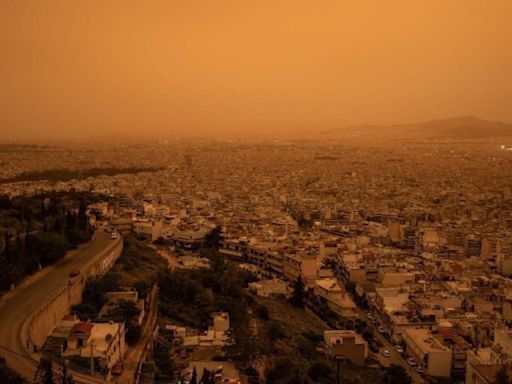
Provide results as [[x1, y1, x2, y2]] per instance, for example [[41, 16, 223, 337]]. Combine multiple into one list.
[[118, 323, 122, 363], [336, 358, 340, 384], [61, 344, 69, 384], [90, 341, 94, 377]]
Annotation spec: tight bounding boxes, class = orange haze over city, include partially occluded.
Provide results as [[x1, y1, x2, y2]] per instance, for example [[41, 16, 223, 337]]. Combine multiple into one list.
[[1, 0, 511, 140]]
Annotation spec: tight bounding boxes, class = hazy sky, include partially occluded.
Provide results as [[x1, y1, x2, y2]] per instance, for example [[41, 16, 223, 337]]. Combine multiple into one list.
[[1, 0, 511, 140]]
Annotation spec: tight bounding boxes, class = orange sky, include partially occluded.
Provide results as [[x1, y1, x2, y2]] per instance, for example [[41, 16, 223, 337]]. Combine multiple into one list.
[[1, 0, 511, 139]]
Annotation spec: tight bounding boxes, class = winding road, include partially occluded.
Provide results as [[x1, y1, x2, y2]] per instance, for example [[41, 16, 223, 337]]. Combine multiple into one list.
[[0, 231, 114, 381]]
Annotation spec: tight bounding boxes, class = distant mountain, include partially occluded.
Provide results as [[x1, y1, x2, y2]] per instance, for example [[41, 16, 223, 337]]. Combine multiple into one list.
[[326, 116, 512, 140]]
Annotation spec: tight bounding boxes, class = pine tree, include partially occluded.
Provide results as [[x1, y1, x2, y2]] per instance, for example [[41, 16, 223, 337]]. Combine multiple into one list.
[[66, 210, 76, 231], [53, 216, 62, 234], [495, 364, 510, 384], [15, 231, 21, 249], [42, 359, 54, 384], [78, 199, 88, 231], [24, 228, 31, 250], [61, 358, 75, 384], [380, 365, 412, 384], [200, 368, 211, 384], [190, 366, 198, 384], [41, 198, 46, 217], [290, 275, 306, 308], [4, 231, 10, 258]]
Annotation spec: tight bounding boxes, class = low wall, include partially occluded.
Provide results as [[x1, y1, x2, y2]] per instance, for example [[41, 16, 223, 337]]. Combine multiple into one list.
[[28, 237, 123, 347]]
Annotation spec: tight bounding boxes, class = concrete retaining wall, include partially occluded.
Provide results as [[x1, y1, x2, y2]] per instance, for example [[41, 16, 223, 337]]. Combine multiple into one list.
[[28, 237, 123, 347]]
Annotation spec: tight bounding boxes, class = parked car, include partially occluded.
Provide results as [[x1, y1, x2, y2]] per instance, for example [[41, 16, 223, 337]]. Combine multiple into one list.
[[111, 231, 119, 240], [377, 326, 386, 333], [366, 358, 380, 368], [381, 349, 390, 358], [415, 365, 424, 373], [406, 357, 417, 367], [69, 268, 81, 278], [422, 372, 436, 382], [394, 345, 404, 353]]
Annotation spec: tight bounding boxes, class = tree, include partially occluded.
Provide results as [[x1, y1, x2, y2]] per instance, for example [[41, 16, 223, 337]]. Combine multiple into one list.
[[4, 231, 10, 259], [134, 280, 150, 298], [225, 324, 259, 368], [297, 336, 316, 359], [290, 275, 306, 308], [323, 257, 337, 271], [153, 341, 174, 382], [78, 199, 88, 231], [41, 359, 54, 384], [61, 359, 75, 384], [495, 364, 510, 384], [112, 300, 141, 323], [255, 304, 269, 320], [266, 357, 294, 383], [266, 321, 285, 342], [40, 198, 47, 216], [200, 368, 212, 384], [307, 361, 333, 383], [66, 228, 89, 248], [205, 226, 223, 248], [0, 194, 11, 210], [0, 357, 27, 384], [380, 365, 412, 384], [190, 367, 198, 384], [125, 324, 142, 346], [32, 232, 69, 265], [154, 236, 170, 246]]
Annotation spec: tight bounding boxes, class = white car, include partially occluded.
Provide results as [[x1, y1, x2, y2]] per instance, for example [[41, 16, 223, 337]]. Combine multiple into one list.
[[394, 345, 404, 353], [415, 366, 424, 373], [381, 349, 390, 358], [111, 231, 119, 240], [406, 357, 417, 367], [377, 326, 386, 333]]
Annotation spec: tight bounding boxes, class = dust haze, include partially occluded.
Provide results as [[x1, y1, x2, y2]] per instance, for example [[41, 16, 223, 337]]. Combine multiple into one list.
[[1, 0, 512, 140]]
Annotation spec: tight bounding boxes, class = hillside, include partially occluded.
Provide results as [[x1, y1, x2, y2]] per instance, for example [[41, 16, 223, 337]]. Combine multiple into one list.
[[324, 116, 512, 140]]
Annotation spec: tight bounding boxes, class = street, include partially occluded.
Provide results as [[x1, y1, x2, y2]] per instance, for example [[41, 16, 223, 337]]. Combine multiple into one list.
[[356, 309, 425, 384], [115, 285, 159, 384], [0, 231, 114, 381]]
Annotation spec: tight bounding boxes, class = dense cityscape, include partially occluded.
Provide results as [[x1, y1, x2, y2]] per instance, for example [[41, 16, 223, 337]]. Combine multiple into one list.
[[2, 1, 512, 383], [0, 133, 512, 384]]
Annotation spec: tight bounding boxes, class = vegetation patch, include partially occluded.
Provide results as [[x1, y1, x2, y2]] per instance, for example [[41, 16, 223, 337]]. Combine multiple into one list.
[[0, 167, 166, 184], [0, 357, 27, 384], [0, 191, 100, 293], [72, 235, 166, 346]]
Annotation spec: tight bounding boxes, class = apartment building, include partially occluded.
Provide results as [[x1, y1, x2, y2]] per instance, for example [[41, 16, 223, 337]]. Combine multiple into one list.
[[315, 278, 357, 318], [402, 328, 452, 378], [324, 330, 368, 366]]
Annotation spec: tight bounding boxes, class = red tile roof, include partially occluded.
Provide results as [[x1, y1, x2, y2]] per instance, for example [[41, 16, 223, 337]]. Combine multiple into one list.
[[71, 322, 94, 334]]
